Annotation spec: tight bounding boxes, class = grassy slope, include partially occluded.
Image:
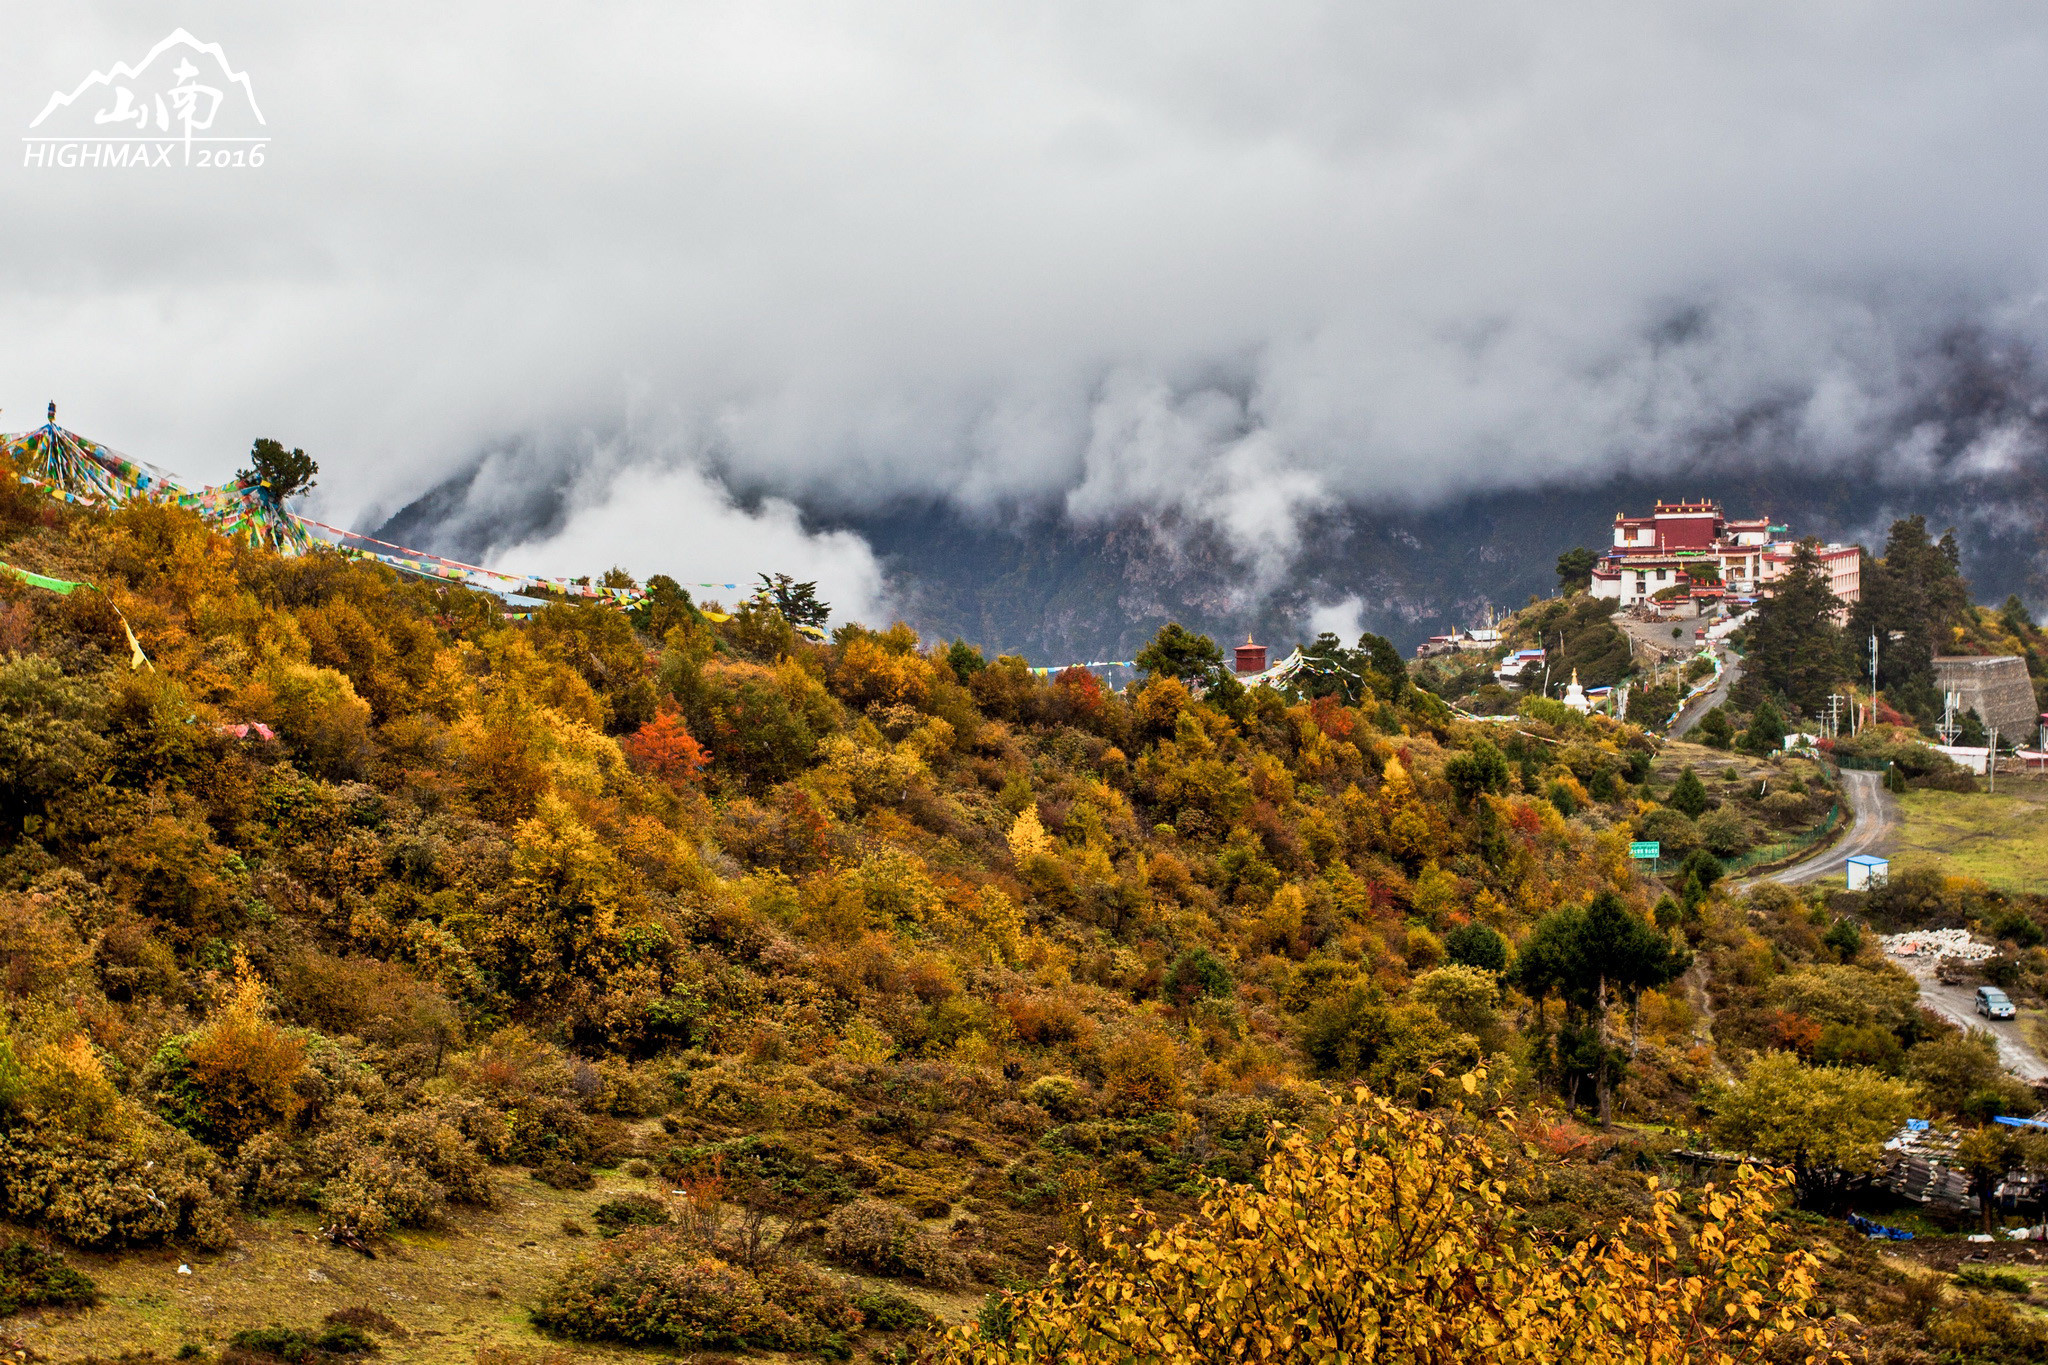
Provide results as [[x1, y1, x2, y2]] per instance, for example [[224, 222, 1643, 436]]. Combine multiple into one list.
[[1889, 775, 2048, 895], [6, 1157, 982, 1363]]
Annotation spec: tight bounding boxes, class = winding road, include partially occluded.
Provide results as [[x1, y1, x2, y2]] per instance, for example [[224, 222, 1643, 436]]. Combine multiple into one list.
[[1731, 766, 2048, 1081], [1749, 768, 1893, 887]]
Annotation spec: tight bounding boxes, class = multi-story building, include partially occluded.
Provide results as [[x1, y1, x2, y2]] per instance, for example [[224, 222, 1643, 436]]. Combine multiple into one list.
[[1587, 500, 1859, 611]]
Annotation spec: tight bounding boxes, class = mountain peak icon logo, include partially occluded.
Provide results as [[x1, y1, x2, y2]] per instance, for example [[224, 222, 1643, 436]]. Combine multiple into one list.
[[24, 28, 269, 169]]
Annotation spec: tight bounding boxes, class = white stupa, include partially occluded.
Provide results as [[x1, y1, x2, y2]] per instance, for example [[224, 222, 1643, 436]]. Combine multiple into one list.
[[1562, 667, 1591, 715]]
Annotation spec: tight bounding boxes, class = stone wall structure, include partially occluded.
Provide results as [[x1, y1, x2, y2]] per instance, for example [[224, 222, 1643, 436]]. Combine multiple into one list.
[[1931, 655, 2040, 742]]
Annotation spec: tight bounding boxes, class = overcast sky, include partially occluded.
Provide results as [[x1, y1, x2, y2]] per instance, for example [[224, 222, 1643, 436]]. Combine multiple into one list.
[[6, 2, 2048, 617]]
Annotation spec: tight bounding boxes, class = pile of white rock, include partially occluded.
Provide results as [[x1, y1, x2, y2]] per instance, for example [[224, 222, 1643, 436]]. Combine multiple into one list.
[[1879, 928, 1996, 962]]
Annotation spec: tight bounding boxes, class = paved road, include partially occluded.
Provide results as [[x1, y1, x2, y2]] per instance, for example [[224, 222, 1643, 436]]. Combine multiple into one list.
[[1721, 764, 2048, 1082], [1671, 648, 1741, 737], [1897, 956, 2048, 1082], [1746, 768, 1893, 887]]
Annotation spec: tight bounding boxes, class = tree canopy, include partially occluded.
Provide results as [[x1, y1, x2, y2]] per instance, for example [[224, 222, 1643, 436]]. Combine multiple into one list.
[[1849, 516, 1970, 721], [1134, 622, 1226, 686], [1736, 539, 1848, 717], [1709, 1052, 1919, 1209], [236, 438, 318, 503], [952, 1086, 1831, 1364]]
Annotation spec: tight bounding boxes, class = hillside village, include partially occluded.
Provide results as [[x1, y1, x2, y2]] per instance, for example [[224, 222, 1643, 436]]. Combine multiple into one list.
[[0, 437, 2046, 1365]]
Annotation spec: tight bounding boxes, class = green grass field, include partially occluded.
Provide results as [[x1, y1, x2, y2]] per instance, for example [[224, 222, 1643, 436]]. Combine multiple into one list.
[[1890, 777, 2048, 895]]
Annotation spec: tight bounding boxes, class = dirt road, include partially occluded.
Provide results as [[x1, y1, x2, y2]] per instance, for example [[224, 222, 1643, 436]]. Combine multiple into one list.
[[1897, 955, 2048, 1083], [1748, 768, 1892, 887]]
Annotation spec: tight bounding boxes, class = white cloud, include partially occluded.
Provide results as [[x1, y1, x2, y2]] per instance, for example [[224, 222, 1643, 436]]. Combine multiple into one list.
[[3, 2, 2048, 587], [1306, 596, 1367, 644], [493, 461, 887, 626]]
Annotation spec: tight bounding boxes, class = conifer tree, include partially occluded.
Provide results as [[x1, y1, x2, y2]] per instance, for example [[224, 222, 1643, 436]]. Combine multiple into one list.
[[1849, 516, 1970, 720], [1667, 765, 1709, 818], [1739, 697, 1787, 755], [1736, 539, 1848, 715]]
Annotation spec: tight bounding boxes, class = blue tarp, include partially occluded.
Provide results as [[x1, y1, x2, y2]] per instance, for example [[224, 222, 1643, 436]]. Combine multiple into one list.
[[1847, 1213, 1914, 1240]]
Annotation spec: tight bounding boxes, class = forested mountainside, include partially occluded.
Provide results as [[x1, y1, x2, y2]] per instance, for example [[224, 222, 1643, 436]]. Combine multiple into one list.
[[2, 463, 2047, 1364]]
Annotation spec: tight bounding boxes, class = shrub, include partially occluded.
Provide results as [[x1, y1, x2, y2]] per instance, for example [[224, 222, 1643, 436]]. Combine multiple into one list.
[[0, 1239, 99, 1313], [1953, 1267, 2031, 1295], [320, 1149, 445, 1240], [322, 1307, 401, 1339], [853, 1290, 938, 1331], [1161, 947, 1234, 1006], [820, 1200, 968, 1287], [591, 1193, 671, 1237], [531, 1225, 858, 1352], [1020, 1074, 1087, 1121], [1695, 806, 1753, 858], [0, 1105, 230, 1249], [151, 960, 308, 1149], [226, 1324, 373, 1361], [530, 1158, 595, 1190]]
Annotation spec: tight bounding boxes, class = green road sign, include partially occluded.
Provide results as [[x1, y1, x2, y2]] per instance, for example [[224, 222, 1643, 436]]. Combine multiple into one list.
[[1629, 841, 1660, 859]]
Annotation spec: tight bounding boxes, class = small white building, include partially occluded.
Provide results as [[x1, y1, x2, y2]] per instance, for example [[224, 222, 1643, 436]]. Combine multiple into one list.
[[1847, 855, 1890, 891], [1494, 648, 1545, 685], [1932, 745, 1992, 775], [1561, 669, 1591, 714]]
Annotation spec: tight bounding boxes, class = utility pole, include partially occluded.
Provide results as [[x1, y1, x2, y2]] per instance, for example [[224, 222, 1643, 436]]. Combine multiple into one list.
[[1989, 725, 1998, 794], [1869, 631, 1879, 727]]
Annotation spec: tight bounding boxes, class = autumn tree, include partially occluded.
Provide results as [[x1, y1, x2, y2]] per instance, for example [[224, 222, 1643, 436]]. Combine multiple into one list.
[[948, 1085, 1831, 1364], [0, 655, 108, 824], [152, 955, 307, 1150], [1709, 1052, 1919, 1209], [621, 707, 709, 788]]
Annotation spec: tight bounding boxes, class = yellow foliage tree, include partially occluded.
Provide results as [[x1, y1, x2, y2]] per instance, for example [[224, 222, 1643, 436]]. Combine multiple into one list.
[[164, 953, 307, 1148], [948, 1082, 1833, 1365], [1008, 806, 1055, 862]]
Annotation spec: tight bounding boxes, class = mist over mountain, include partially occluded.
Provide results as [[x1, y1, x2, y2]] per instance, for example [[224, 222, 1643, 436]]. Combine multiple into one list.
[[375, 318, 2048, 658], [9, 6, 2048, 649]]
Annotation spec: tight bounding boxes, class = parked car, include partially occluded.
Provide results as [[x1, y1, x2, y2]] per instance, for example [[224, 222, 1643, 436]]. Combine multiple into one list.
[[1976, 986, 2017, 1020]]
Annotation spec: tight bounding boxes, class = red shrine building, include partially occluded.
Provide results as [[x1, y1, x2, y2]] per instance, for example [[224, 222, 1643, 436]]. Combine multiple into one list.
[[1587, 500, 1860, 611]]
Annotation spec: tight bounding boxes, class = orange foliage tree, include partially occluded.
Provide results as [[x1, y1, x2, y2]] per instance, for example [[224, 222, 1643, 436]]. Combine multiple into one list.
[[622, 706, 710, 788]]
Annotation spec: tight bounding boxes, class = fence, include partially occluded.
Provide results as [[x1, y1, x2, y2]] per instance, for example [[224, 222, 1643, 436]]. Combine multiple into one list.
[[1717, 800, 1845, 877]]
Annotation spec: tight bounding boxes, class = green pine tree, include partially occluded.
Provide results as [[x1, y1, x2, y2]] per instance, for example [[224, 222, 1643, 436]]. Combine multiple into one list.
[[1736, 539, 1848, 715], [1668, 765, 1709, 819], [1849, 516, 1971, 721], [1738, 698, 1787, 755], [236, 438, 318, 502]]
